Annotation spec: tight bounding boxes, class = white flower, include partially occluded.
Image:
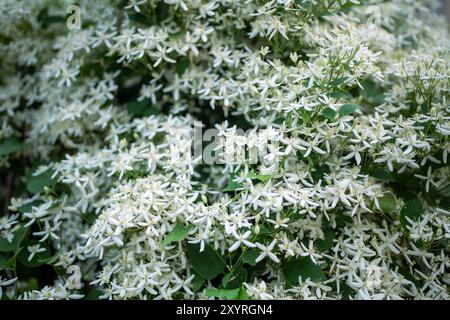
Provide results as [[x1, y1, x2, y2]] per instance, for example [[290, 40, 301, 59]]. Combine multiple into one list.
[[164, 0, 188, 11], [299, 241, 322, 264], [266, 213, 290, 229], [124, 0, 147, 12], [255, 239, 280, 263], [244, 281, 274, 300], [414, 166, 438, 193], [27, 244, 46, 262], [228, 230, 256, 252], [0, 276, 17, 299], [1, 0, 449, 301]]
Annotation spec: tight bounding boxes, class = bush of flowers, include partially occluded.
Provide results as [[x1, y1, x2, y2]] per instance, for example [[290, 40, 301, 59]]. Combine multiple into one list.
[[0, 0, 449, 300]]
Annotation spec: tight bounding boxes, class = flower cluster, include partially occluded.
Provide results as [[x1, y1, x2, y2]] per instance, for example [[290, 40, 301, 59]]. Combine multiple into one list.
[[0, 0, 449, 300]]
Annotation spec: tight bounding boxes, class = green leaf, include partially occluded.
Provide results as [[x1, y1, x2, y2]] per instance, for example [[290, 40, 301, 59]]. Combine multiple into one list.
[[221, 273, 232, 288], [242, 248, 260, 266], [288, 210, 303, 223], [0, 255, 6, 270], [128, 12, 154, 27], [85, 289, 103, 300], [237, 286, 249, 300], [395, 173, 420, 190], [127, 100, 159, 117], [400, 198, 423, 227], [5, 254, 18, 270], [335, 214, 353, 227], [315, 229, 335, 252], [222, 268, 248, 289], [440, 197, 450, 211], [361, 80, 385, 105], [3, 247, 23, 271], [0, 227, 29, 252], [248, 170, 271, 183], [0, 238, 14, 252], [285, 112, 293, 128], [205, 287, 241, 300], [338, 282, 355, 300], [26, 170, 56, 194], [379, 193, 396, 213], [0, 137, 24, 157], [176, 57, 190, 75], [186, 243, 226, 280], [398, 267, 421, 287], [191, 274, 205, 292], [322, 108, 336, 121], [330, 91, 353, 100], [369, 168, 395, 182], [258, 224, 276, 236], [11, 226, 28, 249], [81, 211, 97, 224], [223, 173, 244, 192], [339, 103, 359, 117], [17, 201, 42, 213], [163, 222, 194, 246], [330, 77, 348, 86], [283, 257, 327, 285]]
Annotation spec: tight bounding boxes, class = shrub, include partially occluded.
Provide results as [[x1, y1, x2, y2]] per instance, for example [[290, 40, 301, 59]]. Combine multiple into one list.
[[0, 0, 449, 300]]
